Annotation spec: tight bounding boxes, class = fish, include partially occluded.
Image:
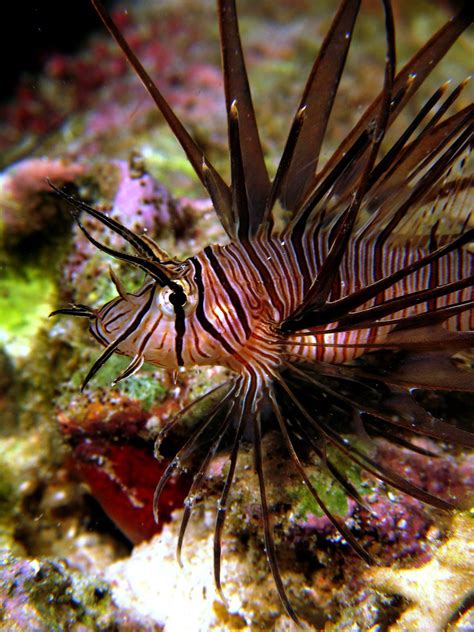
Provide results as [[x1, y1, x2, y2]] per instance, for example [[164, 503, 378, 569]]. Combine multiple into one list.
[[50, 0, 473, 621]]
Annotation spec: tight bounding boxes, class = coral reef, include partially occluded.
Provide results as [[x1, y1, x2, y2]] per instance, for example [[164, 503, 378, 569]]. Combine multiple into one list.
[[0, 0, 472, 629]]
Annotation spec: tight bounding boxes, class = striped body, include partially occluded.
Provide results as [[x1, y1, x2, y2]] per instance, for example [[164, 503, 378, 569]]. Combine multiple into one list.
[[92, 231, 474, 372]]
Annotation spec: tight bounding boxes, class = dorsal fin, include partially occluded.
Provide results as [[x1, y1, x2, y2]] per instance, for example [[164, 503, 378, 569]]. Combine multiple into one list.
[[90, 0, 234, 238], [308, 6, 473, 207], [286, 0, 396, 318], [218, 0, 270, 234], [278, 0, 361, 212]]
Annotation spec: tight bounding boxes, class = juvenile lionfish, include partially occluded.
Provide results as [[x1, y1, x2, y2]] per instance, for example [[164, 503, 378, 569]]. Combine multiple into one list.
[[52, 0, 473, 621]]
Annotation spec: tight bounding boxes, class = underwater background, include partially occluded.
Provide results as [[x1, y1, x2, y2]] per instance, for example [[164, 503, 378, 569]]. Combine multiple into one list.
[[0, 0, 472, 629]]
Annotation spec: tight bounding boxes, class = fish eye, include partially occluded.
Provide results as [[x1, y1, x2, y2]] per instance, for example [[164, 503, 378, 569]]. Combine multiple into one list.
[[169, 290, 187, 307], [158, 287, 180, 317], [157, 281, 194, 317]]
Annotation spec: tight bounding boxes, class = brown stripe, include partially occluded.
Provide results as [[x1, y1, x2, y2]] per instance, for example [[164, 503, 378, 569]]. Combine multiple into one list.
[[191, 257, 237, 357], [204, 246, 251, 338]]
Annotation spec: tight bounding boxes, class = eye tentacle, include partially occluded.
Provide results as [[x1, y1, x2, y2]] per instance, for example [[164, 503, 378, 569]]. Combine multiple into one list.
[[108, 266, 128, 300], [48, 181, 175, 287], [49, 181, 159, 259]]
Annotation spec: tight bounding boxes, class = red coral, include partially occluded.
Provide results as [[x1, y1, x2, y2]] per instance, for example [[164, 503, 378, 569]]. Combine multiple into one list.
[[59, 396, 191, 545], [73, 439, 183, 544]]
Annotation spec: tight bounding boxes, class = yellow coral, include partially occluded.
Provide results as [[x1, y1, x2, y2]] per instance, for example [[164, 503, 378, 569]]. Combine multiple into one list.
[[369, 512, 474, 631]]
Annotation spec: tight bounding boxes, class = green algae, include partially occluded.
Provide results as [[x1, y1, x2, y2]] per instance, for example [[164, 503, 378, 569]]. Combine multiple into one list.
[[89, 355, 167, 410], [290, 449, 368, 520], [0, 269, 55, 359], [24, 562, 112, 631], [142, 132, 202, 197], [64, 349, 167, 411]]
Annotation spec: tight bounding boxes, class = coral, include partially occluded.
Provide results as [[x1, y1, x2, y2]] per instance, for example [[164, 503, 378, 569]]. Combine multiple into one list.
[[214, 434, 471, 568], [0, 157, 84, 246], [0, 553, 159, 631], [368, 512, 474, 631], [105, 513, 294, 631], [0, 157, 84, 357], [59, 387, 192, 544], [0, 8, 133, 157], [99, 435, 472, 629], [0, 1, 227, 174]]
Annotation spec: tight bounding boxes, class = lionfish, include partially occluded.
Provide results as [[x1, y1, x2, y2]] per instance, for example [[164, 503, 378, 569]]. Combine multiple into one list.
[[51, 0, 473, 621]]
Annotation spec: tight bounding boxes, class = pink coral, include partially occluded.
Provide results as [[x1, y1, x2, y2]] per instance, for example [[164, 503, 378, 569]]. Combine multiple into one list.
[[3, 158, 84, 199], [61, 158, 186, 286], [1, 158, 84, 243]]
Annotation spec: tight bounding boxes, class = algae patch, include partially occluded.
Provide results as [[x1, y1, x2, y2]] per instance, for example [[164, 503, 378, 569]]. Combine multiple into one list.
[[290, 448, 367, 519], [0, 268, 54, 359]]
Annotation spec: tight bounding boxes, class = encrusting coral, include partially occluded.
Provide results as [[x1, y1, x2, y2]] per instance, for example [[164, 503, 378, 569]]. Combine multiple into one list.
[[369, 512, 474, 632]]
